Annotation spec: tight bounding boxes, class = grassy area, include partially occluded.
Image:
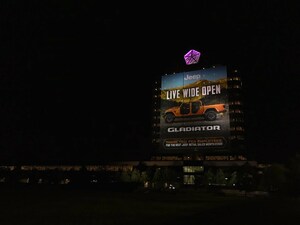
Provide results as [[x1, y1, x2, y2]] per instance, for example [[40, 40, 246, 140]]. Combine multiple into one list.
[[0, 185, 299, 225]]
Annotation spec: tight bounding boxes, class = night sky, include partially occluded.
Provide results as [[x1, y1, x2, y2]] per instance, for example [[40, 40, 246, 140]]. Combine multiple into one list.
[[1, 1, 300, 164]]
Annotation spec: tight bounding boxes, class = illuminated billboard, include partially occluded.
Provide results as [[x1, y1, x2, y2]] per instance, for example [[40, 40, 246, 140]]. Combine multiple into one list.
[[160, 65, 230, 153]]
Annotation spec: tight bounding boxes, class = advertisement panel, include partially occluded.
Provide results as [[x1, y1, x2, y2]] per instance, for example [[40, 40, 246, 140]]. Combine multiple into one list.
[[160, 65, 230, 153]]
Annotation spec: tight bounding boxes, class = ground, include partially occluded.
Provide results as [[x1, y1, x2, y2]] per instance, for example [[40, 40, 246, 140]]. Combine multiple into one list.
[[0, 185, 299, 225]]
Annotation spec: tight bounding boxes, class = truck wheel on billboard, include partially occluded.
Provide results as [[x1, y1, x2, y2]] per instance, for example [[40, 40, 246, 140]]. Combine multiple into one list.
[[204, 110, 217, 121], [165, 113, 175, 123]]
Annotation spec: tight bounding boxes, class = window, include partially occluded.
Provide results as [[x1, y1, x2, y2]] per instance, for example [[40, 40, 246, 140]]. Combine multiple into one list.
[[183, 166, 204, 173], [183, 175, 195, 185]]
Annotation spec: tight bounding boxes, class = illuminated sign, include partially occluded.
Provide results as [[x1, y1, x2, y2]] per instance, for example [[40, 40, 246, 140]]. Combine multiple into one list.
[[184, 49, 201, 65], [159, 66, 230, 153]]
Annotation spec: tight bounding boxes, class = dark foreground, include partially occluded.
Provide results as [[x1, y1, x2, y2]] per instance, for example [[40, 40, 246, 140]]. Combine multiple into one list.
[[0, 185, 299, 225]]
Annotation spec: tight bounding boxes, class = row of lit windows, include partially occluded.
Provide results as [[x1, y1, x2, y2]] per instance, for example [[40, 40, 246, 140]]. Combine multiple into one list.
[[152, 139, 160, 143], [229, 101, 242, 105], [150, 156, 183, 161], [228, 77, 241, 81], [183, 166, 204, 173], [230, 127, 244, 131], [228, 85, 242, 89], [1, 165, 134, 172], [230, 118, 244, 122], [229, 135, 245, 140], [229, 109, 243, 113]]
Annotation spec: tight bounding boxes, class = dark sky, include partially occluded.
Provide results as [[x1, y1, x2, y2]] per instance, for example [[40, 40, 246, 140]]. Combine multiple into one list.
[[1, 1, 300, 164]]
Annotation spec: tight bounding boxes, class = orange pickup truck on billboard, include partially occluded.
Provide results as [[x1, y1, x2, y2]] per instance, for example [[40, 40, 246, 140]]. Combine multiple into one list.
[[163, 100, 226, 123]]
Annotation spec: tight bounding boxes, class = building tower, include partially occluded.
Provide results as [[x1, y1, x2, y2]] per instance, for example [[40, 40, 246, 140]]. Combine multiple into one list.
[[151, 65, 247, 160]]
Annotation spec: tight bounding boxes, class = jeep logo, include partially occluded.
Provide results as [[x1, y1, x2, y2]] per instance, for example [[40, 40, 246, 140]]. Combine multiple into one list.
[[184, 74, 202, 80]]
